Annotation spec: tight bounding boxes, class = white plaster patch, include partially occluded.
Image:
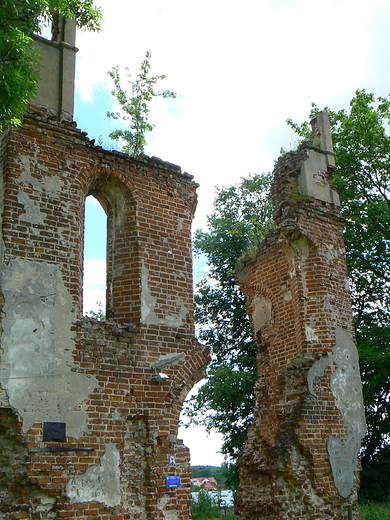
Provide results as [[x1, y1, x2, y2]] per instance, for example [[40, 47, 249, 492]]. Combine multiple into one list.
[[0, 258, 97, 437], [306, 327, 366, 497], [66, 443, 121, 506], [328, 327, 366, 497], [327, 435, 361, 498], [41, 175, 63, 195], [305, 324, 319, 343], [18, 192, 46, 224], [17, 160, 39, 188], [307, 354, 331, 398], [141, 262, 188, 327], [16, 160, 65, 206], [162, 300, 188, 326], [330, 327, 366, 438], [141, 262, 158, 323], [291, 237, 310, 263], [16, 165, 65, 197], [176, 218, 184, 232], [251, 295, 272, 333], [158, 494, 179, 520], [32, 492, 56, 514], [151, 352, 184, 370]]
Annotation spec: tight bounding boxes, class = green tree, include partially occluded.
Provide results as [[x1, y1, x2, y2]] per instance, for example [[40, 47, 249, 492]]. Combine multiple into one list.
[[191, 464, 232, 489], [191, 489, 220, 520], [0, 0, 101, 128], [107, 51, 176, 156], [184, 174, 273, 467], [85, 302, 105, 320]]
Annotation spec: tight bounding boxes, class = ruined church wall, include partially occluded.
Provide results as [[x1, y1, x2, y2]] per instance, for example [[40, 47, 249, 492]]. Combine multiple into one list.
[[1, 105, 197, 327], [235, 124, 366, 519], [0, 106, 208, 519]]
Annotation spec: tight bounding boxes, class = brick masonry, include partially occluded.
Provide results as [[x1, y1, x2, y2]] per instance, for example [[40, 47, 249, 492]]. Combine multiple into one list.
[[0, 104, 209, 519], [235, 113, 366, 519]]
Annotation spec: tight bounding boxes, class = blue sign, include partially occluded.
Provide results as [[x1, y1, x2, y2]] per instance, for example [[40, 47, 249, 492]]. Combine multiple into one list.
[[166, 476, 180, 488]]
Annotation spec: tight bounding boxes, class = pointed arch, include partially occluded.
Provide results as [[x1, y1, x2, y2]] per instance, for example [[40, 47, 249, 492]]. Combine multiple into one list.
[[83, 169, 140, 324]]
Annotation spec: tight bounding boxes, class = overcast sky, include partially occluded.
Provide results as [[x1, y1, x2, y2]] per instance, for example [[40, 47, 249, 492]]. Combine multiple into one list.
[[78, 0, 390, 466]]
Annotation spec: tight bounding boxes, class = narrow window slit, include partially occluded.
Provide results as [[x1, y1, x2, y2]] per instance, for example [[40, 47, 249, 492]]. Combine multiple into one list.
[[83, 195, 107, 319]]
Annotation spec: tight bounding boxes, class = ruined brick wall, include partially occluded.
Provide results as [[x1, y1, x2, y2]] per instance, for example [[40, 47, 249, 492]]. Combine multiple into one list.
[[0, 105, 208, 519], [235, 113, 366, 520]]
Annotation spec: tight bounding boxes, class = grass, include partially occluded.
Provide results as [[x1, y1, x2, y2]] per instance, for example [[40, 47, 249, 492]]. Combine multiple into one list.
[[359, 502, 390, 520], [191, 499, 390, 520], [191, 490, 235, 520]]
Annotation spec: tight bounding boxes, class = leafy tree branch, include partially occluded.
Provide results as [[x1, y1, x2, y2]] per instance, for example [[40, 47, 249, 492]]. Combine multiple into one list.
[[107, 51, 176, 156], [0, 0, 102, 128]]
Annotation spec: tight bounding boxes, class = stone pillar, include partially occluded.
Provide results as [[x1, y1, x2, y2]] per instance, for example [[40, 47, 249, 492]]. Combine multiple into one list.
[[235, 113, 366, 519], [31, 16, 78, 120]]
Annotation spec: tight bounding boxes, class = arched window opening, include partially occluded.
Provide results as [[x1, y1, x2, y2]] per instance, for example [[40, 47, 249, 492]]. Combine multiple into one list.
[[83, 194, 107, 318], [179, 380, 224, 467]]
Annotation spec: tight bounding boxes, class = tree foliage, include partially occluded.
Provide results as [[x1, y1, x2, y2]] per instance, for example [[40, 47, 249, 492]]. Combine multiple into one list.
[[85, 301, 105, 320], [107, 51, 176, 156], [184, 174, 273, 463], [191, 464, 232, 488], [191, 489, 221, 520], [0, 0, 101, 128]]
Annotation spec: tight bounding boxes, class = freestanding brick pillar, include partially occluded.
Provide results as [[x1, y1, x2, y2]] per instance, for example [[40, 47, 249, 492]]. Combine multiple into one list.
[[235, 113, 366, 520], [0, 25, 208, 520]]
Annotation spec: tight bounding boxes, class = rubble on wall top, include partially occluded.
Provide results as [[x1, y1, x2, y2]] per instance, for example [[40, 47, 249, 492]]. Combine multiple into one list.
[[25, 103, 195, 181]]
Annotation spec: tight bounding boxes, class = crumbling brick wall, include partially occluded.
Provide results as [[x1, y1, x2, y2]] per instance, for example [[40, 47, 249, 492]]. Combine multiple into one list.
[[235, 113, 366, 520], [0, 104, 208, 519]]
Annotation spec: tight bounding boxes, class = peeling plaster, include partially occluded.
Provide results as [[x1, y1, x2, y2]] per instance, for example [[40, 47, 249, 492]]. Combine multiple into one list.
[[16, 162, 64, 196], [323, 244, 337, 264], [141, 262, 188, 327], [16, 164, 71, 230], [251, 295, 272, 333], [307, 327, 366, 497], [305, 320, 319, 343], [307, 355, 331, 398], [0, 258, 97, 437], [281, 238, 311, 278], [290, 237, 310, 264], [327, 435, 362, 498], [158, 495, 179, 520], [66, 443, 121, 506], [176, 217, 184, 232], [331, 328, 366, 438], [18, 192, 46, 224]]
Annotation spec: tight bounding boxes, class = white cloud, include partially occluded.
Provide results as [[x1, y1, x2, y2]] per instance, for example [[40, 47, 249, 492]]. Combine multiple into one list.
[[179, 424, 224, 466], [75, 0, 390, 233], [83, 258, 106, 314]]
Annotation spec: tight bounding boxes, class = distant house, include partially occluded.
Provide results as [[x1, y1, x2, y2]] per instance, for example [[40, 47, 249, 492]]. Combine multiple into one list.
[[190, 477, 218, 490]]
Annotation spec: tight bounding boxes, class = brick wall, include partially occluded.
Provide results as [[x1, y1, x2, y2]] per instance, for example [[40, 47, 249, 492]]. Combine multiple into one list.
[[0, 105, 209, 519], [235, 114, 366, 520]]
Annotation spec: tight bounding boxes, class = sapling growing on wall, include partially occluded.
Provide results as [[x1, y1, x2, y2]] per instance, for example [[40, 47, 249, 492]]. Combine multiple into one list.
[[107, 51, 176, 156]]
